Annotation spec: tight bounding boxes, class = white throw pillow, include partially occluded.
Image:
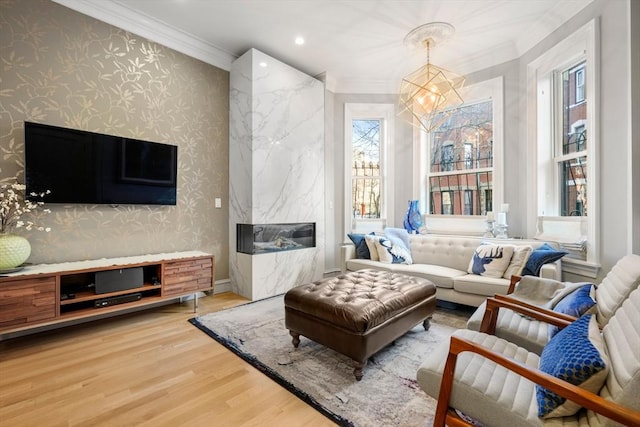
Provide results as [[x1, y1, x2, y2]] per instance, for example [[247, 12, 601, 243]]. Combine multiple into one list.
[[364, 234, 383, 261], [503, 245, 532, 278], [467, 244, 515, 278]]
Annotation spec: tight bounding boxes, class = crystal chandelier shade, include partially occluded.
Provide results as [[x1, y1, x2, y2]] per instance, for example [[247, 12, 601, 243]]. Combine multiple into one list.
[[398, 23, 465, 133]]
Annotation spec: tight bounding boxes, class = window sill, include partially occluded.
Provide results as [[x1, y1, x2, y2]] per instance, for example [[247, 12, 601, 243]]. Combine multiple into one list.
[[562, 258, 600, 279]]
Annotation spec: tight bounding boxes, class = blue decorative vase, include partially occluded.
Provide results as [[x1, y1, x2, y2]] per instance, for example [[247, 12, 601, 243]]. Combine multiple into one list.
[[404, 200, 423, 234]]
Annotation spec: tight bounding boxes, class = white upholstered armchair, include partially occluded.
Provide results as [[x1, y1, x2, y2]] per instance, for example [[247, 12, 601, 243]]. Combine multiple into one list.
[[417, 284, 640, 426]]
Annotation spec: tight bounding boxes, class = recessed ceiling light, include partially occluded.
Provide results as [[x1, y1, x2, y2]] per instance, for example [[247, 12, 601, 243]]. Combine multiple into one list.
[[259, 61, 268, 67], [295, 36, 305, 46]]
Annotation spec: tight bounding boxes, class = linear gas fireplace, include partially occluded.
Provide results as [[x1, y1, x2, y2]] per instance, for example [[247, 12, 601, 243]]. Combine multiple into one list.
[[236, 223, 316, 255]]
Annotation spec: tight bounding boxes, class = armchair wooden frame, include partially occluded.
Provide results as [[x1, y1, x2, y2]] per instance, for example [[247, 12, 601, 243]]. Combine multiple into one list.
[[433, 335, 640, 427]]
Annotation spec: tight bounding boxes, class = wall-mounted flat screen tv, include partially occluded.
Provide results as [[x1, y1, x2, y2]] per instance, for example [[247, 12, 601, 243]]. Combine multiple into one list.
[[25, 122, 177, 205]]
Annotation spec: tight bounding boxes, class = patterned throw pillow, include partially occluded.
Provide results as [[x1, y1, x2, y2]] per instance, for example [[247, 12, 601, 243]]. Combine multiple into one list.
[[374, 237, 413, 265], [548, 284, 596, 338], [347, 233, 372, 259], [536, 314, 609, 418], [467, 244, 515, 278], [384, 227, 411, 252], [522, 243, 568, 276]]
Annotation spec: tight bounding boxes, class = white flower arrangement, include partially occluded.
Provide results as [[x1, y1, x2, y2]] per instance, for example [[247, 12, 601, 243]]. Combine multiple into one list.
[[0, 181, 51, 234]]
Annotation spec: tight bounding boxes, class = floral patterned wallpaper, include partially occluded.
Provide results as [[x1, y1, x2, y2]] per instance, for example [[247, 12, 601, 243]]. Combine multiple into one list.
[[0, 0, 230, 279]]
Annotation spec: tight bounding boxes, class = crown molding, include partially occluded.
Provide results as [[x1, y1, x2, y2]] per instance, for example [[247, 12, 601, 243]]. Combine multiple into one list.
[[52, 0, 236, 71]]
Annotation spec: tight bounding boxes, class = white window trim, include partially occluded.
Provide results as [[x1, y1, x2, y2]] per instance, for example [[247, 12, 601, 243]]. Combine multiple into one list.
[[526, 19, 600, 275], [574, 66, 586, 104], [344, 103, 395, 235], [417, 77, 504, 235]]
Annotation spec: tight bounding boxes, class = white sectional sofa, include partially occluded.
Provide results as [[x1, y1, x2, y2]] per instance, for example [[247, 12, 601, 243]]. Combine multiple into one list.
[[341, 234, 562, 307]]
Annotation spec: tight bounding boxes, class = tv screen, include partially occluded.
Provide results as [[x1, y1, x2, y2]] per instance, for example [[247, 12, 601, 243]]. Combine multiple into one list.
[[25, 122, 177, 205]]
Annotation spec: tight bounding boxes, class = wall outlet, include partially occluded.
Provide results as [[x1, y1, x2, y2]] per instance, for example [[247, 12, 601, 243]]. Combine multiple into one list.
[[215, 198, 222, 208]]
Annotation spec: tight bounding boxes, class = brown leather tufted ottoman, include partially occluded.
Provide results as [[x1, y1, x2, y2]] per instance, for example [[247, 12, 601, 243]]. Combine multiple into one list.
[[284, 269, 436, 380]]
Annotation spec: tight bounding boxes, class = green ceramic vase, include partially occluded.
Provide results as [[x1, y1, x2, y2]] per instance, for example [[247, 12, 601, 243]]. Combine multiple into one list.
[[0, 233, 31, 270]]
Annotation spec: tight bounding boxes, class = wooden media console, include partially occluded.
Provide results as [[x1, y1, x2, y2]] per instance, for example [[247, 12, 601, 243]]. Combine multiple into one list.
[[0, 251, 214, 339]]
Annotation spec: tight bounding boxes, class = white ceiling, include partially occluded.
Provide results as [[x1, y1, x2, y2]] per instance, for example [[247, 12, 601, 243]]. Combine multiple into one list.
[[54, 0, 594, 93]]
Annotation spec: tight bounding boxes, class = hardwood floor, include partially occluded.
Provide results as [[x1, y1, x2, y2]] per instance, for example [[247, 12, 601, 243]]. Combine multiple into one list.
[[0, 293, 335, 426]]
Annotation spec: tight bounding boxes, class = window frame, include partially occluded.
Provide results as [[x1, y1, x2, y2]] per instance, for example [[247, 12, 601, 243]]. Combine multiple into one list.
[[526, 19, 599, 276], [415, 77, 504, 234], [575, 66, 586, 104], [344, 103, 395, 234]]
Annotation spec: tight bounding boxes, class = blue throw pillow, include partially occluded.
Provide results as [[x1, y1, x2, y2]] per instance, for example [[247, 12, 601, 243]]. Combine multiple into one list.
[[347, 233, 372, 259], [522, 243, 568, 276], [536, 314, 609, 418], [549, 284, 596, 338]]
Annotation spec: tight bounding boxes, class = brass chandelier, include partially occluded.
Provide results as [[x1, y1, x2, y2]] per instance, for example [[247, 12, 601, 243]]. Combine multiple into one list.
[[398, 22, 465, 133]]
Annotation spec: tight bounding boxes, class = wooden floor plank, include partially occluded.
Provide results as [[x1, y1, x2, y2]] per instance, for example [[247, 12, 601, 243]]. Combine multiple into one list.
[[0, 292, 335, 426]]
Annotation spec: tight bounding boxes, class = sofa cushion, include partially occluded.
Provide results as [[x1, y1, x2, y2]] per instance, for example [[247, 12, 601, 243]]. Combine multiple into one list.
[[454, 274, 511, 297], [521, 243, 568, 276], [468, 244, 515, 278], [346, 258, 393, 272], [390, 264, 466, 289], [409, 235, 480, 271], [537, 314, 609, 418], [347, 233, 372, 259]]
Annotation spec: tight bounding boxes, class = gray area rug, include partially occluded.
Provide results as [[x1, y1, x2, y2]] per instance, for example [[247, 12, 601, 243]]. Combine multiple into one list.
[[189, 295, 471, 426]]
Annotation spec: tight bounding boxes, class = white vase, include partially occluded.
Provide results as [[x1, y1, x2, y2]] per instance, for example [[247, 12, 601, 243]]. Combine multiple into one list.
[[0, 233, 31, 270]]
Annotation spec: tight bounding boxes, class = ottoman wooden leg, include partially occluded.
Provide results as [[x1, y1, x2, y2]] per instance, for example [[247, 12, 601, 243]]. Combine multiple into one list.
[[353, 360, 367, 381], [289, 330, 300, 348]]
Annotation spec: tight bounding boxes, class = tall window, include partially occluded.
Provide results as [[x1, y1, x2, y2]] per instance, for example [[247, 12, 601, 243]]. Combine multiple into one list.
[[351, 119, 381, 219], [426, 100, 493, 215], [344, 104, 394, 233], [559, 61, 588, 216], [528, 20, 597, 272]]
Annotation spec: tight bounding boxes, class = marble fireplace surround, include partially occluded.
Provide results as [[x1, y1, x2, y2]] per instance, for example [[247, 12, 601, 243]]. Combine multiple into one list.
[[229, 48, 325, 301]]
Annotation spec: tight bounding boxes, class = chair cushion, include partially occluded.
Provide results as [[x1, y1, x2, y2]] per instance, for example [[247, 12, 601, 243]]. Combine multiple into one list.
[[467, 300, 550, 355], [589, 288, 640, 424], [417, 329, 541, 427], [537, 314, 609, 418], [521, 243, 568, 276], [593, 254, 640, 328], [548, 284, 596, 338]]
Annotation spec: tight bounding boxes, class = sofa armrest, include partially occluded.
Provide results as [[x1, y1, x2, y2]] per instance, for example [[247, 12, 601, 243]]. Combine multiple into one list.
[[434, 335, 640, 427], [539, 259, 562, 281], [341, 244, 356, 273]]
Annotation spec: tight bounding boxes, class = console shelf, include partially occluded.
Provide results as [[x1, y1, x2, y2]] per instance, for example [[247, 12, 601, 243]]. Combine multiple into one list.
[[0, 251, 214, 339]]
